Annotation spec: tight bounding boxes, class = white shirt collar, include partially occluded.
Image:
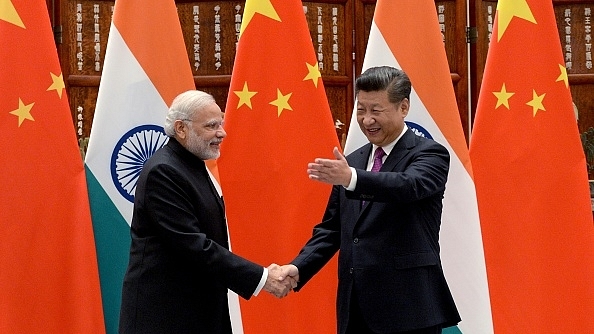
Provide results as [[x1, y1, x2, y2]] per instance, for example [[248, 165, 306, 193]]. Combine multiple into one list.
[[372, 124, 407, 157], [367, 124, 407, 170]]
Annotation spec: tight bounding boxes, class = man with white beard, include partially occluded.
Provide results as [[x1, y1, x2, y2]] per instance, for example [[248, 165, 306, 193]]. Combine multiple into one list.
[[119, 90, 295, 334]]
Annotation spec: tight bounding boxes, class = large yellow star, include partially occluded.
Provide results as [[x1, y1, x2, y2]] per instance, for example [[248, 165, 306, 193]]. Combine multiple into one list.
[[493, 83, 515, 109], [303, 62, 322, 88], [496, 0, 536, 41], [9, 98, 35, 126], [556, 64, 569, 88], [239, 0, 280, 36], [0, 0, 25, 28], [269, 89, 292, 117], [47, 72, 65, 98], [234, 81, 257, 109], [526, 90, 546, 117]]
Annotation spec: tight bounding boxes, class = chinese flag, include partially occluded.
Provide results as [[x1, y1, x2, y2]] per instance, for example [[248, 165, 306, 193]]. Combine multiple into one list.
[[469, 0, 594, 332], [217, 0, 339, 333], [0, 1, 106, 333]]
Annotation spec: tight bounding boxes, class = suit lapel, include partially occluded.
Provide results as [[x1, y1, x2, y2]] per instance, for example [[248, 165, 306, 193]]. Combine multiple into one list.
[[349, 143, 373, 170], [351, 129, 417, 217], [380, 129, 415, 172]]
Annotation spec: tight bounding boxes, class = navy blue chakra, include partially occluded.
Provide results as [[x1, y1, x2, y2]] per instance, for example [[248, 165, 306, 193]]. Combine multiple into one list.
[[111, 125, 169, 202], [405, 121, 433, 139]]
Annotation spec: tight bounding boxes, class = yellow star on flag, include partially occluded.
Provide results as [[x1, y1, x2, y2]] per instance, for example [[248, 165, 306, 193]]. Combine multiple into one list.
[[234, 81, 258, 109], [304, 62, 322, 88], [496, 0, 536, 41], [0, 0, 25, 28], [47, 72, 65, 98], [526, 90, 546, 117], [239, 0, 280, 36], [269, 89, 292, 117], [556, 64, 569, 88], [9, 98, 35, 126], [493, 83, 515, 109]]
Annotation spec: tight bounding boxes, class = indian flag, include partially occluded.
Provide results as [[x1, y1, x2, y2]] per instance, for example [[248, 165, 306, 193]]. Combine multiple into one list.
[[344, 1, 492, 333], [83, 0, 216, 332]]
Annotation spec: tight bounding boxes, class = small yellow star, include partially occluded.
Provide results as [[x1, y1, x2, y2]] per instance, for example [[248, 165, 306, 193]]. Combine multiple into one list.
[[303, 62, 322, 88], [526, 90, 546, 117], [240, 0, 280, 36], [47, 72, 65, 98], [233, 81, 257, 109], [0, 0, 25, 28], [556, 64, 569, 88], [496, 0, 536, 41], [9, 98, 35, 127], [269, 89, 292, 117], [493, 83, 515, 109]]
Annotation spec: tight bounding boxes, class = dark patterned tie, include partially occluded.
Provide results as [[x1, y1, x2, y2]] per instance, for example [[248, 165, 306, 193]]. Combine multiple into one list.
[[371, 147, 386, 172], [362, 147, 386, 207]]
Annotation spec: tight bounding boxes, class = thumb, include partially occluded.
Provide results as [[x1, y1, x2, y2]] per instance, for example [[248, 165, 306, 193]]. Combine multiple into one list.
[[333, 146, 345, 161]]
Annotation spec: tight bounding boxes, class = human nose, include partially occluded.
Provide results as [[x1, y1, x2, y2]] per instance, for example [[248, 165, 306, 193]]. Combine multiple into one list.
[[359, 113, 375, 126], [217, 126, 227, 138]]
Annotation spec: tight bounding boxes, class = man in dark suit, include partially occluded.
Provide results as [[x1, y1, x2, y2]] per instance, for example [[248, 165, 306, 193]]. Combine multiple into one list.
[[279, 67, 460, 333], [119, 90, 295, 334]]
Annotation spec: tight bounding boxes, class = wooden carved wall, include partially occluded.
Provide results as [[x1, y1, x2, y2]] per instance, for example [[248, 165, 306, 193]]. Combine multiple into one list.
[[54, 0, 594, 156], [57, 0, 353, 149]]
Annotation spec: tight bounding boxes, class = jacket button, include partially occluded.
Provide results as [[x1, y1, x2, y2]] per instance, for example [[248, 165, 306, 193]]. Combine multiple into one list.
[[349, 267, 354, 274], [353, 238, 359, 244]]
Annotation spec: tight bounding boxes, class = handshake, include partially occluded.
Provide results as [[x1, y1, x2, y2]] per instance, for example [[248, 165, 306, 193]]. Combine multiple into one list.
[[262, 264, 299, 298]]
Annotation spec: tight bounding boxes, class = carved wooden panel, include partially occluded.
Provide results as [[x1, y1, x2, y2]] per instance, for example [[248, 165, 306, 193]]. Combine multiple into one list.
[[470, 0, 496, 120], [62, 1, 113, 141], [58, 0, 353, 148]]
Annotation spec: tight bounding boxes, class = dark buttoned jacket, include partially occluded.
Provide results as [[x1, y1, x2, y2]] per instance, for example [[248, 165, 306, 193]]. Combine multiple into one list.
[[292, 129, 461, 333], [119, 138, 263, 334]]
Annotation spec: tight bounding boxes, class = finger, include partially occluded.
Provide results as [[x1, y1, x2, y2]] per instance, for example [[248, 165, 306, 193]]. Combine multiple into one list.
[[313, 158, 334, 168], [307, 168, 319, 175]]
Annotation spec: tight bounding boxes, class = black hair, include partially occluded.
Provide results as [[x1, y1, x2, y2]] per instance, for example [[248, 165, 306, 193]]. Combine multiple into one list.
[[355, 66, 411, 104]]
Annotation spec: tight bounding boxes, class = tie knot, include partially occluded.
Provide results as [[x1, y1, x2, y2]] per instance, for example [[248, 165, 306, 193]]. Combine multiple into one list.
[[374, 147, 386, 160], [370, 147, 385, 173]]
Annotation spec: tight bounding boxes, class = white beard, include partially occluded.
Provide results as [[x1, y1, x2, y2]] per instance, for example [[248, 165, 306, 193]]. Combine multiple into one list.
[[186, 129, 220, 160]]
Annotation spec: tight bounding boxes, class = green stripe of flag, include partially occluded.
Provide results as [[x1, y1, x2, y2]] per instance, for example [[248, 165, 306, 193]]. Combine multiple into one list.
[[86, 165, 131, 334]]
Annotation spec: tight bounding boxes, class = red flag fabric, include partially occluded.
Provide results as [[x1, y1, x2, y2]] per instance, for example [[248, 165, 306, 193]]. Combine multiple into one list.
[[469, 0, 594, 332], [217, 0, 340, 332], [0, 1, 106, 333]]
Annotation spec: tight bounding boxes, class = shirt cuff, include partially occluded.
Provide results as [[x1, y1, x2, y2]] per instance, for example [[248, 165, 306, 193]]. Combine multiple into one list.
[[345, 167, 357, 191], [253, 267, 268, 296]]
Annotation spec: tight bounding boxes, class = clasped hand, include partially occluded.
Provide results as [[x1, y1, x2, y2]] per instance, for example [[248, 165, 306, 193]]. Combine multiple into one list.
[[262, 264, 300, 298]]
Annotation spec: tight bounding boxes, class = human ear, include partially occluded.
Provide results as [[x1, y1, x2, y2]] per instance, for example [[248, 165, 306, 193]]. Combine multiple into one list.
[[174, 120, 187, 139], [400, 98, 410, 116]]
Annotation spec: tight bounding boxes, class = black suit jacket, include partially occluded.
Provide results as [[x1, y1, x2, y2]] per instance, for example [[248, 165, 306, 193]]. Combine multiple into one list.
[[119, 138, 263, 334], [292, 129, 461, 333]]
